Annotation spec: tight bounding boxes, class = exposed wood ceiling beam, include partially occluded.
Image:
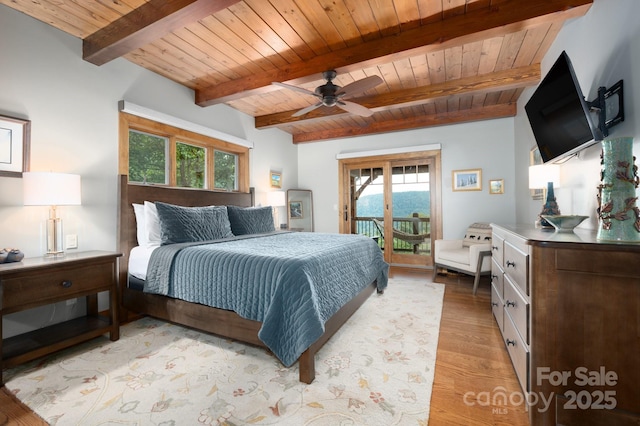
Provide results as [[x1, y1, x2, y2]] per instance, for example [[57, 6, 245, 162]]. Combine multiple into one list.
[[83, 0, 242, 65], [195, 0, 591, 106], [255, 64, 539, 128], [292, 103, 517, 144]]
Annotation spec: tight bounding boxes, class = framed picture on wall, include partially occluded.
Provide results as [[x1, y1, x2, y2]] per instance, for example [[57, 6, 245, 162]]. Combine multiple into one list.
[[270, 171, 282, 188], [489, 179, 504, 194], [452, 169, 482, 191], [0, 114, 31, 178], [530, 147, 544, 200]]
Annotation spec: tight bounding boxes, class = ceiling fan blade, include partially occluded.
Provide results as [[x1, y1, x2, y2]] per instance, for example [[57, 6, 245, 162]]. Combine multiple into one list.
[[336, 75, 383, 97], [272, 81, 319, 98], [292, 102, 323, 117], [337, 100, 374, 117]]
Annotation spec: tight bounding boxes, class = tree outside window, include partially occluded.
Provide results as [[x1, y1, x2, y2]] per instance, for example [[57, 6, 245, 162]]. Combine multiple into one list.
[[176, 141, 206, 188], [214, 150, 237, 191], [128, 130, 168, 184]]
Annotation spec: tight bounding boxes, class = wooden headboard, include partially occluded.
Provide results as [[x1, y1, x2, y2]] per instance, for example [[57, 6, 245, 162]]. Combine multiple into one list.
[[117, 174, 254, 300]]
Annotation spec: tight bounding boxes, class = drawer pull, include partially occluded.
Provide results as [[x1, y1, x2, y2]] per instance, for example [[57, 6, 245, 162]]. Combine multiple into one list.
[[506, 300, 516, 308], [506, 260, 516, 268], [491, 302, 499, 307], [492, 245, 499, 251], [61, 280, 73, 288], [506, 339, 516, 347]]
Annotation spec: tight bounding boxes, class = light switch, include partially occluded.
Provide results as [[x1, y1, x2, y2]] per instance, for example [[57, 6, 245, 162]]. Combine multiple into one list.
[[66, 234, 78, 249]]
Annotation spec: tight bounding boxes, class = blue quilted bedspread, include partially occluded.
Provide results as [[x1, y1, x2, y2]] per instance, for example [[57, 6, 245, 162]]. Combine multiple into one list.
[[144, 232, 389, 366]]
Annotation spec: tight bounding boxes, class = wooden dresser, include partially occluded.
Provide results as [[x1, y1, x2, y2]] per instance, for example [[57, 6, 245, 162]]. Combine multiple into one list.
[[491, 224, 639, 425]]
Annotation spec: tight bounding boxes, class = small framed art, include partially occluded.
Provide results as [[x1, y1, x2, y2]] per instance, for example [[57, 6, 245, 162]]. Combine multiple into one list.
[[270, 171, 282, 188], [288, 200, 303, 219], [489, 179, 504, 194]]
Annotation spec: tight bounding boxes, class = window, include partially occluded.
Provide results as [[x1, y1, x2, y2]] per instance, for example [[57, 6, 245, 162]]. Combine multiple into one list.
[[128, 130, 168, 185], [214, 150, 237, 191], [119, 113, 249, 192], [176, 141, 206, 189]]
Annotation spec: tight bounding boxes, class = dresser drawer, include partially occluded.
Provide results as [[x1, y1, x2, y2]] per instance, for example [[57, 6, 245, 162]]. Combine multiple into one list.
[[504, 313, 529, 393], [1, 262, 113, 311], [491, 258, 504, 298], [504, 241, 529, 296], [504, 275, 529, 345], [491, 283, 504, 334]]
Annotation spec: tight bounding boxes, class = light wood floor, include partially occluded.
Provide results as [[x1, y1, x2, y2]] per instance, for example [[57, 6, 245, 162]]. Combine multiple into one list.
[[1, 268, 529, 426], [408, 269, 530, 425]]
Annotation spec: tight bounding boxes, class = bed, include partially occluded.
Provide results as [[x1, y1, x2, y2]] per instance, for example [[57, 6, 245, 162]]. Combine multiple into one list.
[[117, 175, 388, 384]]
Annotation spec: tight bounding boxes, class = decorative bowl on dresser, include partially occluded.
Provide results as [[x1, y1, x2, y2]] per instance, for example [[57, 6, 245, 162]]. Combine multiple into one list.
[[539, 215, 589, 233]]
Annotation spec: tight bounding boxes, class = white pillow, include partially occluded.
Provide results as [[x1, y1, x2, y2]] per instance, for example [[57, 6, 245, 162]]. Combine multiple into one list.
[[462, 223, 492, 247], [132, 203, 147, 247], [144, 201, 162, 246]]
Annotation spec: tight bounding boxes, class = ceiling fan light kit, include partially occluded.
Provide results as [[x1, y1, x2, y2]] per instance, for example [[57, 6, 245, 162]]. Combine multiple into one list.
[[273, 70, 383, 117]]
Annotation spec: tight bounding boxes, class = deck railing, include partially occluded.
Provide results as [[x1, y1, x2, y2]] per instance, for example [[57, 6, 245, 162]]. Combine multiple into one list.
[[354, 215, 431, 255]]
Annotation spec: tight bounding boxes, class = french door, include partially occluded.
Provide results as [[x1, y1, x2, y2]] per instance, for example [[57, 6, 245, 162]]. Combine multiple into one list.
[[338, 150, 441, 267]]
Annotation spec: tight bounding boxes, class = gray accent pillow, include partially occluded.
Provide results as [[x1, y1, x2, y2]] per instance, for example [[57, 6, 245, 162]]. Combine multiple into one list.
[[154, 202, 233, 245], [227, 205, 275, 235]]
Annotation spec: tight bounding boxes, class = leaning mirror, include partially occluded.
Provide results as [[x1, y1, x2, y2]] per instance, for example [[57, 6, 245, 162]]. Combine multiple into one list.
[[287, 189, 313, 232]]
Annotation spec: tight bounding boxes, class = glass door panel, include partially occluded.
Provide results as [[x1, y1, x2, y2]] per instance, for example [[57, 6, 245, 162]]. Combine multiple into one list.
[[349, 167, 385, 249], [390, 163, 431, 265]]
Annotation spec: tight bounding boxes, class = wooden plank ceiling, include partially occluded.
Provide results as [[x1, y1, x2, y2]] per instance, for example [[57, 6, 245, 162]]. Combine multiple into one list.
[[1, 0, 593, 143]]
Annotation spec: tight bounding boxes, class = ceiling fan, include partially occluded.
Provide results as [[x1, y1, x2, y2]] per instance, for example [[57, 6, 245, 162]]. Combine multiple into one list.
[[273, 70, 383, 117]]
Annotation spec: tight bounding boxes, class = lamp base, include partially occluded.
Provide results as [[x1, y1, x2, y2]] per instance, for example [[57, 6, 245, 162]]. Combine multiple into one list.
[[45, 251, 65, 257], [537, 182, 561, 228], [46, 216, 65, 256]]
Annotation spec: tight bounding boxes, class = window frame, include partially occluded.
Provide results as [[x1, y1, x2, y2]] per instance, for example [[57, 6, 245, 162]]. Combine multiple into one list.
[[119, 112, 249, 192]]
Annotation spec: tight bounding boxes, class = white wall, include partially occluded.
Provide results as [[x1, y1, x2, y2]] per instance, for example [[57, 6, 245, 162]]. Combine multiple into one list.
[[298, 118, 517, 238], [0, 5, 295, 336], [514, 0, 640, 227]]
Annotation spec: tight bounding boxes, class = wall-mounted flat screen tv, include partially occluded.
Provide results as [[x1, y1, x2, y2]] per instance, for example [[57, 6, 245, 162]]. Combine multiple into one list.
[[525, 51, 602, 163]]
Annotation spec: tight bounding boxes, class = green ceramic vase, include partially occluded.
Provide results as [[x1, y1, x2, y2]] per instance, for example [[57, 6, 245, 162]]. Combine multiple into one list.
[[596, 137, 640, 241]]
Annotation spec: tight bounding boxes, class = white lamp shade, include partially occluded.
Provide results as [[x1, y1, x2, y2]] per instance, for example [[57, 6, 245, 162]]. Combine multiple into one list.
[[266, 190, 286, 207], [23, 172, 82, 206], [528, 164, 560, 189]]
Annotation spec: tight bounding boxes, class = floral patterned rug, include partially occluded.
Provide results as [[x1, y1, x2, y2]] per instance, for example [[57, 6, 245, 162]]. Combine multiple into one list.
[[5, 278, 444, 425]]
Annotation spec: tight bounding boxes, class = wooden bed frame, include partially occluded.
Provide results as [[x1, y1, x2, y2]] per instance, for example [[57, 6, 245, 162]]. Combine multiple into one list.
[[117, 175, 378, 383]]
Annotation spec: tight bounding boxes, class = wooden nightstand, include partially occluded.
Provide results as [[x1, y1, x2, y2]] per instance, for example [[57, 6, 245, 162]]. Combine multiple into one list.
[[0, 251, 121, 386]]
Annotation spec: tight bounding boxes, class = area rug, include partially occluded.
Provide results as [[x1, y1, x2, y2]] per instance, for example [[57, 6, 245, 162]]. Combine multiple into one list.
[[5, 278, 444, 426]]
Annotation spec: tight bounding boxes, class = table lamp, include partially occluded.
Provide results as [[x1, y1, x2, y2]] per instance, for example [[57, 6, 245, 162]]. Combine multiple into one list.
[[528, 164, 561, 228], [23, 172, 82, 256], [267, 190, 286, 229]]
